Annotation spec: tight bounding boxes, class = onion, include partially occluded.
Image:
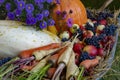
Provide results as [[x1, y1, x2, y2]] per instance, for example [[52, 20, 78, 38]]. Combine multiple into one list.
[[0, 20, 60, 57]]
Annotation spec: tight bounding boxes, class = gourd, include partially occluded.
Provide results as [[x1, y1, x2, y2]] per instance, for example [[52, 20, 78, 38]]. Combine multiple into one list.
[[51, 0, 87, 33], [0, 20, 60, 57]]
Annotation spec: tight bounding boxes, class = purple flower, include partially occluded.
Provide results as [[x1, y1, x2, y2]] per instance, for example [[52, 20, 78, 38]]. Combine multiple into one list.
[[40, 0, 46, 3], [38, 3, 43, 10], [15, 9, 22, 17], [0, 0, 4, 4], [26, 13, 33, 18], [42, 10, 49, 17], [17, 1, 25, 10], [5, 3, 11, 11], [36, 13, 43, 21], [39, 21, 47, 29], [47, 19, 55, 26], [34, 0, 41, 5], [67, 18, 73, 27], [7, 12, 15, 20], [26, 17, 37, 25], [46, 0, 53, 3], [25, 4, 34, 13], [56, 0, 60, 4], [56, 10, 61, 15]]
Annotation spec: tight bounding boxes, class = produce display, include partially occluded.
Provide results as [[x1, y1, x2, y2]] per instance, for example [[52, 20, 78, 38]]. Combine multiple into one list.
[[0, 0, 118, 80]]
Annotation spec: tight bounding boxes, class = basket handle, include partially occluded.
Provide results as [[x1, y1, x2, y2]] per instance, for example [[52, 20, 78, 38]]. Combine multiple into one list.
[[98, 0, 113, 12]]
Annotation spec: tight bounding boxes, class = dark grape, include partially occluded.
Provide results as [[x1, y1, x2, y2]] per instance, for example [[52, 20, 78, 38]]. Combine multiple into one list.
[[0, 57, 11, 66], [103, 24, 118, 36], [84, 36, 100, 48], [97, 12, 113, 21], [80, 52, 95, 62], [85, 22, 96, 34], [77, 28, 83, 41]]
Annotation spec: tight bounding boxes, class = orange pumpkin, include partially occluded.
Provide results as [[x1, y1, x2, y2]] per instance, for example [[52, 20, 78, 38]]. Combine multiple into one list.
[[51, 0, 87, 33]]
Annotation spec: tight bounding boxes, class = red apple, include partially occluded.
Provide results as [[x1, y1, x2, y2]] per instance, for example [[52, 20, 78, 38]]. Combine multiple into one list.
[[83, 45, 98, 57], [99, 19, 107, 25], [97, 48, 104, 56], [83, 30, 94, 38], [73, 42, 84, 55]]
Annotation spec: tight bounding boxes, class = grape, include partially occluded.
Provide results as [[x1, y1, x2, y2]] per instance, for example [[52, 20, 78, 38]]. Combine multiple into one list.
[[97, 12, 113, 21], [103, 24, 117, 36], [77, 29, 83, 41], [0, 57, 11, 66], [85, 23, 96, 34], [80, 52, 95, 62], [84, 36, 100, 48]]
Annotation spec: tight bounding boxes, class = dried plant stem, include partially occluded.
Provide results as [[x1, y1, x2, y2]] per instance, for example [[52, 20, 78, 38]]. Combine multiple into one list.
[[98, 0, 113, 12]]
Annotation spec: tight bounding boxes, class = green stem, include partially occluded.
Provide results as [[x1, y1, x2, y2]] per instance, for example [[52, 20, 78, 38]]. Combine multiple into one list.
[[35, 64, 51, 80], [0, 64, 15, 78], [77, 67, 85, 80]]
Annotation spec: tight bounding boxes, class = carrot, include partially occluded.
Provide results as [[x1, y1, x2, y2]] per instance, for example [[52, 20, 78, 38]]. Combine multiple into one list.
[[48, 46, 67, 67], [80, 58, 99, 69], [19, 43, 61, 58], [47, 68, 56, 79], [21, 60, 39, 71]]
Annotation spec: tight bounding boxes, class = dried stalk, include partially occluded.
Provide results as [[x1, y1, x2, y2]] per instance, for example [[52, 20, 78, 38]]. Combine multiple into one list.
[[98, 0, 113, 12]]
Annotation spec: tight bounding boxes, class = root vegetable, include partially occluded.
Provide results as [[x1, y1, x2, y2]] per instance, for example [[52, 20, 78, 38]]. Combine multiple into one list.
[[20, 43, 61, 58], [66, 52, 79, 80], [47, 68, 56, 79], [31, 56, 50, 73], [52, 34, 78, 80], [80, 58, 99, 69]]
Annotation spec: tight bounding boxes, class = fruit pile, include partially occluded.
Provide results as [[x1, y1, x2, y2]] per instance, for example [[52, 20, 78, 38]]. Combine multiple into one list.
[[59, 9, 118, 76]]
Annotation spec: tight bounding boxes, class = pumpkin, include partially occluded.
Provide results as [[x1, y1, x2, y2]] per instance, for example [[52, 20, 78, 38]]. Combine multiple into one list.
[[51, 0, 87, 33]]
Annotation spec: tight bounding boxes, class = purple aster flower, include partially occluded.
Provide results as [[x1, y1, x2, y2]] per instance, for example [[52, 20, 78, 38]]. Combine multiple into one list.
[[40, 0, 46, 3], [17, 1, 25, 10], [26, 13, 33, 18], [36, 13, 43, 21], [46, 0, 53, 3], [56, 0, 60, 4], [25, 4, 34, 13], [34, 0, 41, 5], [47, 19, 55, 26], [7, 12, 15, 20], [26, 17, 37, 25], [15, 9, 22, 17], [38, 3, 44, 10], [56, 10, 61, 15], [39, 21, 47, 29], [42, 10, 49, 17], [5, 3, 11, 12], [67, 18, 73, 27], [0, 0, 4, 4]]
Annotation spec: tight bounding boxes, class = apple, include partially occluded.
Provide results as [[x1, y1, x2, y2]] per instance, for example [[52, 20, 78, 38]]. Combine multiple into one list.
[[83, 45, 97, 57], [97, 48, 104, 57], [73, 42, 84, 55], [99, 19, 107, 25], [83, 30, 94, 38]]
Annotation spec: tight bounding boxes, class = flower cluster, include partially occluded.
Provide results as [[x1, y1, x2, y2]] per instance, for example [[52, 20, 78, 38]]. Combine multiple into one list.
[[0, 0, 55, 29]]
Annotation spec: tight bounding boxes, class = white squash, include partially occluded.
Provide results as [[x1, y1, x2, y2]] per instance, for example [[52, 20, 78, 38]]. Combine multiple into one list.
[[0, 20, 60, 57]]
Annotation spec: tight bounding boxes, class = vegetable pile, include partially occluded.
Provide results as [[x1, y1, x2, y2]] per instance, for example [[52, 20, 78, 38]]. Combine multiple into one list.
[[0, 0, 118, 80]]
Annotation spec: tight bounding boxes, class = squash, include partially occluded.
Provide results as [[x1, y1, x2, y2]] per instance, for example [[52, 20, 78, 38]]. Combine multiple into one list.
[[0, 20, 60, 57], [51, 0, 87, 33]]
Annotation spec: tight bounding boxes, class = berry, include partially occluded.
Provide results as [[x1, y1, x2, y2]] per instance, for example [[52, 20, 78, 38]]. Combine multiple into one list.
[[79, 52, 95, 62], [99, 19, 107, 25], [0, 57, 11, 66]]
